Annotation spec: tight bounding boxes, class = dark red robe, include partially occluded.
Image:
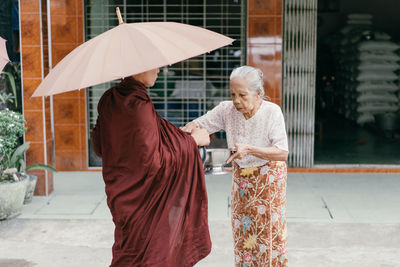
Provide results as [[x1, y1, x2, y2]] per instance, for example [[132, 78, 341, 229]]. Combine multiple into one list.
[[91, 77, 211, 266]]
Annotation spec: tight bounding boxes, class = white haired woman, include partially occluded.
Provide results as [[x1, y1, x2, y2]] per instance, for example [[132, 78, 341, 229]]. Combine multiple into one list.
[[181, 65, 289, 266]]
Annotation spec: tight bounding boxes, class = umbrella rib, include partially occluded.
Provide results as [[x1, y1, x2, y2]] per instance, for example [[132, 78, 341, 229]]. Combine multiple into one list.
[[70, 36, 118, 89], [40, 52, 79, 95], [123, 26, 151, 74], [45, 40, 99, 95], [100, 28, 116, 80], [48, 46, 90, 94], [42, 27, 123, 95], [123, 24, 192, 70], [137, 24, 194, 59], [70, 29, 123, 90], [134, 23, 232, 66]]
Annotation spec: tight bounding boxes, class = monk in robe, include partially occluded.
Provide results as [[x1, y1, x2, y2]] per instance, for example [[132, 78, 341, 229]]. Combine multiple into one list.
[[91, 68, 212, 266]]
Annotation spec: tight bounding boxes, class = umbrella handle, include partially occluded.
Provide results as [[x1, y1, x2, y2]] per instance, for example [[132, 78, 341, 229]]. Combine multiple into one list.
[[116, 7, 124, 25]]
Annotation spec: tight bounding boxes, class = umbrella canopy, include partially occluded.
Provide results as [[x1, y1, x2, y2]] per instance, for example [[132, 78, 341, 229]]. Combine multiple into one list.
[[0, 37, 10, 72], [32, 22, 234, 97]]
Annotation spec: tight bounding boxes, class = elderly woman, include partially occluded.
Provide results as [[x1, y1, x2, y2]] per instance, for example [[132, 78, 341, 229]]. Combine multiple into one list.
[[182, 65, 289, 266]]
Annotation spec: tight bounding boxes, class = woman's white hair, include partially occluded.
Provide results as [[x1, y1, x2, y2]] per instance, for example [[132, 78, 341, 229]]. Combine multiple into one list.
[[230, 65, 264, 98]]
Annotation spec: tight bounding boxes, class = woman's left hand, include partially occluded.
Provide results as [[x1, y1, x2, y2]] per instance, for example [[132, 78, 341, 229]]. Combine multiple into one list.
[[226, 143, 249, 163]]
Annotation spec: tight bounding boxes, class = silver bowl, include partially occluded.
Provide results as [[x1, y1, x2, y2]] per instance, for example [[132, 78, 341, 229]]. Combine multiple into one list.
[[204, 148, 232, 175]]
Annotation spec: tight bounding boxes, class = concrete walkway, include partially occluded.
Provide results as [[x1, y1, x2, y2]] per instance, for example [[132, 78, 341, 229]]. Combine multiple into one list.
[[1, 172, 400, 266]]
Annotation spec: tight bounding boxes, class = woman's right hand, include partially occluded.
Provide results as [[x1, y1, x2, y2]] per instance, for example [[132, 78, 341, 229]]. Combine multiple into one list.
[[180, 121, 198, 133], [190, 128, 210, 146]]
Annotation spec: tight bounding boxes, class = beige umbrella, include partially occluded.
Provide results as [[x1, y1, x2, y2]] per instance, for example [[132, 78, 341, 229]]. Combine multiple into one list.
[[32, 8, 234, 97], [0, 37, 10, 72]]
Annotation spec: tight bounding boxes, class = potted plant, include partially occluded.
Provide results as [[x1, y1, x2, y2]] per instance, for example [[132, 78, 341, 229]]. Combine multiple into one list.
[[0, 94, 57, 219], [0, 106, 28, 219], [6, 141, 57, 204]]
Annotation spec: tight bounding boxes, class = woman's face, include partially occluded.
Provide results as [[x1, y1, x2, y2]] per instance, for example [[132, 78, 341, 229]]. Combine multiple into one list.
[[230, 77, 260, 114], [133, 68, 160, 87]]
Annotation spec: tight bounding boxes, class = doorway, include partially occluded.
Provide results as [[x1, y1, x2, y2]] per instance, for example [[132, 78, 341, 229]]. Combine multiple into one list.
[[314, 0, 400, 164]]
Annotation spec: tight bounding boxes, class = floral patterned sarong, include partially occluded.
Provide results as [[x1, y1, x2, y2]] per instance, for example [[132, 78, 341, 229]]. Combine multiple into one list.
[[231, 161, 288, 267]]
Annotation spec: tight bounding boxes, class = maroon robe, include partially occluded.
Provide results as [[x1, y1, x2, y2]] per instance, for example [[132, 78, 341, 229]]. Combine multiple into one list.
[[91, 77, 211, 266]]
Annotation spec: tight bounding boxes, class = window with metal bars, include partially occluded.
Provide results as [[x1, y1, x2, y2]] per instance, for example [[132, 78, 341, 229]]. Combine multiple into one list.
[[85, 0, 247, 167]]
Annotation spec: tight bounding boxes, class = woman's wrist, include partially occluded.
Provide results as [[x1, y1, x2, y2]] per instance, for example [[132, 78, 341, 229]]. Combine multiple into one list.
[[251, 145, 288, 161], [244, 144, 252, 156]]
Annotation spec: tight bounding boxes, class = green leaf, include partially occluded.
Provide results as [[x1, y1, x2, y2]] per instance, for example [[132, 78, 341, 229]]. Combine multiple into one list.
[[0, 93, 14, 105], [2, 72, 17, 108], [9, 142, 30, 168], [18, 158, 25, 172], [26, 164, 57, 173]]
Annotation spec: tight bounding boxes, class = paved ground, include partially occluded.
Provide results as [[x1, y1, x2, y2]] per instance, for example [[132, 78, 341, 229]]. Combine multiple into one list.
[[1, 172, 400, 266]]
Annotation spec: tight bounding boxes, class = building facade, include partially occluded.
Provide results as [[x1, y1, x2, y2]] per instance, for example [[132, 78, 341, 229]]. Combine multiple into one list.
[[19, 0, 285, 195]]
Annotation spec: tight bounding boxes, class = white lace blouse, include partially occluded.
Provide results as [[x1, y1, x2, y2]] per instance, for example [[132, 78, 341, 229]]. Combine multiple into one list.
[[193, 100, 289, 168]]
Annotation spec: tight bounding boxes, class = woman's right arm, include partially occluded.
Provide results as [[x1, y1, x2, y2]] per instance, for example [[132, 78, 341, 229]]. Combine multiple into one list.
[[181, 101, 227, 134]]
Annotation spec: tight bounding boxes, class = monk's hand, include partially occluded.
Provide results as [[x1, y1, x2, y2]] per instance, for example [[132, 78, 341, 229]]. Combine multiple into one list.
[[180, 122, 198, 133], [190, 128, 210, 146], [226, 143, 249, 163]]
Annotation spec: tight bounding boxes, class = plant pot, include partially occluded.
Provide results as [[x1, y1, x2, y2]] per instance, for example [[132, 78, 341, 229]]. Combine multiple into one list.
[[0, 178, 28, 220], [24, 174, 38, 204]]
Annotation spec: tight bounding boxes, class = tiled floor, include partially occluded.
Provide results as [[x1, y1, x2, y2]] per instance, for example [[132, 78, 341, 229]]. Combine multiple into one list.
[[19, 171, 400, 223], [1, 171, 400, 267], [314, 113, 400, 164]]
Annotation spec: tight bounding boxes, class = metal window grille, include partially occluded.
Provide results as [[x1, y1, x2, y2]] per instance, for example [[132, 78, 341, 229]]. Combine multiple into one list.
[[282, 0, 318, 167], [84, 0, 247, 167]]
